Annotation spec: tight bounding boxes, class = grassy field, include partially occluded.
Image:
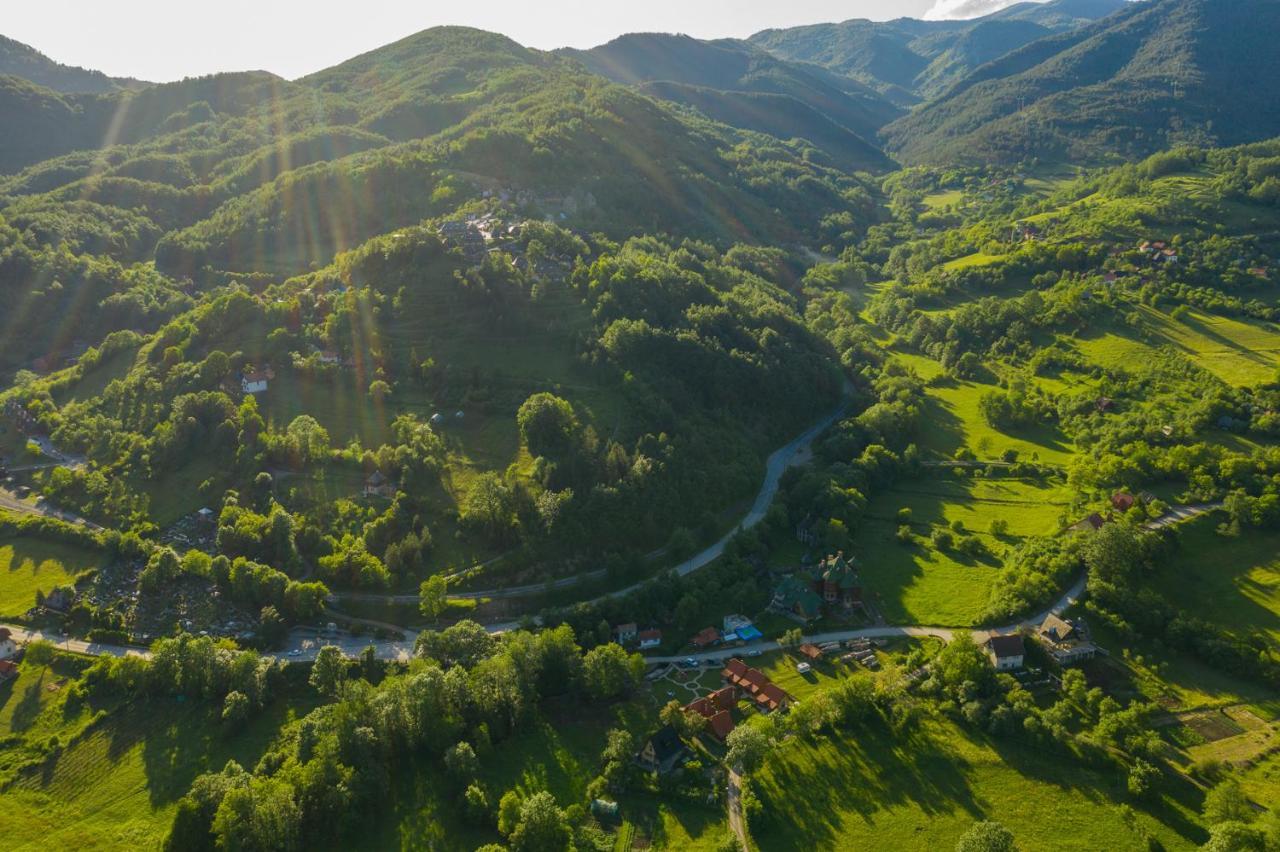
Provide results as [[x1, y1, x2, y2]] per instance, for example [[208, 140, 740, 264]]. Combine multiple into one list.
[[852, 475, 1072, 626], [752, 716, 1206, 852], [1073, 305, 1280, 388], [889, 352, 1077, 465], [0, 658, 317, 852], [0, 536, 105, 617], [922, 190, 963, 211], [1154, 520, 1280, 649]]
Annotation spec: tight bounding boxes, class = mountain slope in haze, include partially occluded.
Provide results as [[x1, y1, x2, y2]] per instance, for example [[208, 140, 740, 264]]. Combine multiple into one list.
[[882, 0, 1280, 164], [561, 33, 898, 172], [0, 27, 881, 281], [748, 0, 1128, 100], [0, 34, 148, 94]]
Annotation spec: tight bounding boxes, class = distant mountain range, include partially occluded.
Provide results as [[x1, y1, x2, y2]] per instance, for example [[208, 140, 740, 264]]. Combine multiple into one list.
[[881, 0, 1280, 163], [748, 0, 1128, 102], [0, 0, 1278, 179]]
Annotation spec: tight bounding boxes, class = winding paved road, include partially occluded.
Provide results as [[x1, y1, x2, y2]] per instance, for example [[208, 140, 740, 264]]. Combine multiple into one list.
[[0, 487, 1222, 665]]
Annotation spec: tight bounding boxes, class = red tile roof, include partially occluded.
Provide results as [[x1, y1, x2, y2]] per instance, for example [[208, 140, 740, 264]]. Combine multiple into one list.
[[638, 629, 662, 643], [0, 660, 16, 676], [710, 686, 736, 713], [722, 658, 748, 679], [691, 627, 721, 648], [0, 627, 11, 641], [685, 697, 714, 718], [797, 643, 823, 661], [709, 710, 735, 742]]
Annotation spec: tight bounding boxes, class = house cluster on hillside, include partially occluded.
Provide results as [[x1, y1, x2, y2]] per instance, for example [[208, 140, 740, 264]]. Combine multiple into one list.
[[240, 365, 274, 395], [770, 552, 866, 623], [1068, 491, 1148, 533], [686, 614, 764, 649], [1139, 240, 1179, 265], [721, 657, 792, 714], [684, 685, 737, 743], [984, 613, 1101, 670], [613, 623, 662, 650]]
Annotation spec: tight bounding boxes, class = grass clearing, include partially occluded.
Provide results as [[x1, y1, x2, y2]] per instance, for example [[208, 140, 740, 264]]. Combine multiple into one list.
[[853, 475, 1072, 626], [753, 716, 1206, 852], [1073, 306, 1280, 387], [0, 536, 105, 617], [1155, 520, 1280, 649]]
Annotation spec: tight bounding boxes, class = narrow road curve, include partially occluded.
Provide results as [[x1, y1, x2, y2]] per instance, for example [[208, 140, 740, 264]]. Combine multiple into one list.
[[333, 400, 849, 608]]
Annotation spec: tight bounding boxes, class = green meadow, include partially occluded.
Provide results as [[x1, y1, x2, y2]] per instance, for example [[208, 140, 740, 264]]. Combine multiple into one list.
[[1073, 305, 1280, 387], [0, 537, 105, 617], [849, 475, 1072, 627], [752, 717, 1206, 852], [1155, 519, 1280, 649]]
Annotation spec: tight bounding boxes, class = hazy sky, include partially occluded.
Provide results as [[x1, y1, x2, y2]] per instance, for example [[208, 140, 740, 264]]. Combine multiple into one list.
[[1, 0, 1045, 82]]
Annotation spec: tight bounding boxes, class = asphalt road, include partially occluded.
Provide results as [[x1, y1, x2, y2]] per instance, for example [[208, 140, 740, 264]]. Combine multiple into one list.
[[0, 486, 1221, 665]]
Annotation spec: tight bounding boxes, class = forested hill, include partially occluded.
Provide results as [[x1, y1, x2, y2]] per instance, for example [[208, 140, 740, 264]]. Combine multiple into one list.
[[747, 0, 1127, 102], [560, 33, 899, 171], [882, 0, 1280, 165], [0, 34, 148, 94]]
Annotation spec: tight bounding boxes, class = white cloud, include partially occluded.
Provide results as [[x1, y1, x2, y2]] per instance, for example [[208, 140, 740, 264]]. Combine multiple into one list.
[[922, 0, 1041, 21]]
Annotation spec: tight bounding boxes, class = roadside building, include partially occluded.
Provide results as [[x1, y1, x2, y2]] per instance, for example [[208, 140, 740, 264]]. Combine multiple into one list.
[[638, 629, 662, 651], [690, 627, 721, 649], [985, 634, 1025, 671], [613, 623, 638, 645], [1037, 614, 1099, 666]]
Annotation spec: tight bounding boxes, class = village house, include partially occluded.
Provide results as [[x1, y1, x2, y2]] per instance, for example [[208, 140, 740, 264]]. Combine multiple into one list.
[[1037, 614, 1099, 666], [721, 658, 792, 713], [985, 634, 1025, 671], [690, 626, 721, 649], [686, 685, 736, 720], [1068, 512, 1107, 534], [638, 629, 662, 651], [1111, 492, 1137, 512], [796, 643, 824, 662], [363, 471, 396, 499], [770, 552, 866, 622], [0, 627, 16, 660], [241, 367, 273, 394], [612, 623, 638, 645], [636, 725, 685, 774]]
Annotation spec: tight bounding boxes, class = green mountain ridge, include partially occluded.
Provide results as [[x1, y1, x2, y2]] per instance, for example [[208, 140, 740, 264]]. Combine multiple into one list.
[[747, 0, 1128, 100], [882, 0, 1280, 164], [0, 33, 148, 94], [561, 33, 899, 171]]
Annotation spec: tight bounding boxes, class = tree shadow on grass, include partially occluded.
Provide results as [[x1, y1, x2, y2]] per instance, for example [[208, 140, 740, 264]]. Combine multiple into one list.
[[8, 668, 48, 733], [753, 719, 983, 852], [981, 729, 1209, 848]]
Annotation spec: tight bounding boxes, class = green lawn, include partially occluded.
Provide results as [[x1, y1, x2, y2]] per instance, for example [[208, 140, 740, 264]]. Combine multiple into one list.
[[0, 536, 105, 617], [752, 716, 1206, 852], [853, 475, 1072, 626]]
